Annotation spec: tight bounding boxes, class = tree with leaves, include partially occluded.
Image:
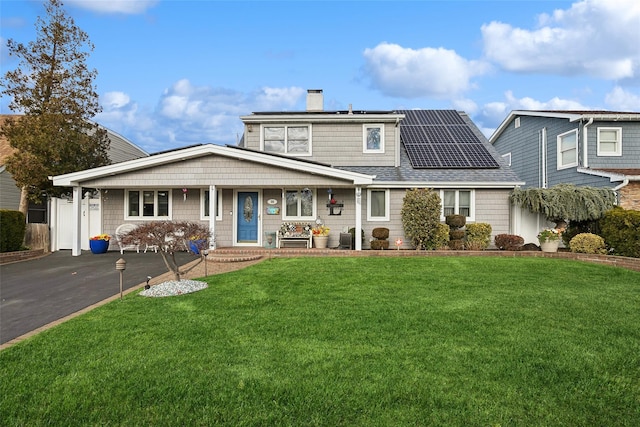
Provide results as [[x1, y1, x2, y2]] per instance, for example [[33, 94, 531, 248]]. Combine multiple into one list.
[[401, 188, 442, 249], [510, 184, 617, 224], [119, 221, 212, 281], [0, 0, 110, 214]]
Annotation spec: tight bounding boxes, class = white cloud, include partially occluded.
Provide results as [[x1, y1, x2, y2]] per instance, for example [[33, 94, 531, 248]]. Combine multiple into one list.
[[96, 82, 307, 153], [481, 0, 640, 80], [605, 87, 640, 111], [66, 0, 158, 14], [362, 42, 489, 98]]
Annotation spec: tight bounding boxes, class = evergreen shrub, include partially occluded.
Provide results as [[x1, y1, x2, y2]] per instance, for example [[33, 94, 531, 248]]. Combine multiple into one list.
[[0, 210, 26, 252], [599, 207, 640, 258], [569, 233, 607, 254], [465, 223, 492, 250], [401, 189, 442, 249]]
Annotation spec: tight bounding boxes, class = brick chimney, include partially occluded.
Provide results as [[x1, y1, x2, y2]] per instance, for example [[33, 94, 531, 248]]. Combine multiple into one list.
[[306, 89, 323, 112]]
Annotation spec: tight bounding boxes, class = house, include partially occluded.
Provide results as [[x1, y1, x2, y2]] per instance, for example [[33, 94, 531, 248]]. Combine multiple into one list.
[[490, 110, 640, 243], [0, 114, 149, 249], [52, 89, 523, 256]]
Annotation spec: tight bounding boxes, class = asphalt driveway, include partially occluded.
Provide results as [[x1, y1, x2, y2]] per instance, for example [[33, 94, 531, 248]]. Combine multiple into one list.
[[0, 250, 196, 345]]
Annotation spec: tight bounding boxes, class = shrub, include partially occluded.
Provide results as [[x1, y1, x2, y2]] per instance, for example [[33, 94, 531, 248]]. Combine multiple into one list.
[[449, 230, 465, 240], [370, 240, 390, 250], [433, 223, 450, 249], [599, 207, 640, 258], [445, 214, 466, 229], [448, 239, 464, 250], [465, 223, 492, 250], [494, 234, 524, 251], [401, 188, 442, 249], [562, 219, 600, 246], [371, 227, 389, 240], [569, 233, 607, 254], [0, 210, 26, 252]]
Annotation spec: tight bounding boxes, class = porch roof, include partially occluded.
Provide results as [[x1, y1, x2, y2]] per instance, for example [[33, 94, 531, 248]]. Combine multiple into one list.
[[51, 143, 375, 187]]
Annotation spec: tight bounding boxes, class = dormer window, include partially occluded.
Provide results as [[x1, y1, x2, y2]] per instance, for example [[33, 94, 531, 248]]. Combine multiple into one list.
[[363, 124, 385, 153], [263, 125, 311, 155]]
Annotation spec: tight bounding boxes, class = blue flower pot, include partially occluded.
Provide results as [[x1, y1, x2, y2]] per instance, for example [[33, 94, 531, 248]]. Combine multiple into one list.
[[89, 239, 109, 254], [188, 239, 206, 255]]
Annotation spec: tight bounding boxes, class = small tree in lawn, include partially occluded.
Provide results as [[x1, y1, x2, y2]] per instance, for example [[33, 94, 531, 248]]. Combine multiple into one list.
[[120, 221, 211, 281], [401, 188, 442, 249]]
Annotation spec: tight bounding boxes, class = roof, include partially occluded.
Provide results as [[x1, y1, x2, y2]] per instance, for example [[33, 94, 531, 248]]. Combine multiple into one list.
[[341, 110, 523, 188], [52, 144, 375, 187], [490, 110, 640, 143], [0, 114, 148, 165]]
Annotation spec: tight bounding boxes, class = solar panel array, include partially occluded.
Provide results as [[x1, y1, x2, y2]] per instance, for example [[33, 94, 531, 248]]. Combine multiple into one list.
[[398, 110, 499, 169]]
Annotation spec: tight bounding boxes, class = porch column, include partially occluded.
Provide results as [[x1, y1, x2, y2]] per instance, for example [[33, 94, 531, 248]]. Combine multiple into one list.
[[209, 185, 216, 250], [355, 187, 362, 250], [72, 186, 82, 256]]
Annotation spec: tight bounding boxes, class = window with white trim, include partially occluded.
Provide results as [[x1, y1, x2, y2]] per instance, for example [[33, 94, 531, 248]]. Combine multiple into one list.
[[363, 124, 384, 153], [502, 152, 512, 166], [367, 189, 389, 221], [597, 127, 622, 156], [441, 190, 473, 220], [201, 189, 222, 220], [126, 190, 171, 219], [557, 129, 578, 169], [283, 188, 315, 220], [263, 125, 311, 155]]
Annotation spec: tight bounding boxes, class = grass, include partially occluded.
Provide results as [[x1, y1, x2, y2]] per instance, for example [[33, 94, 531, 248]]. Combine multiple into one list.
[[1, 257, 639, 426]]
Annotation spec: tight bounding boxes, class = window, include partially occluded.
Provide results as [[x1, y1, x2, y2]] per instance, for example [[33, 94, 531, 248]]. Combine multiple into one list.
[[201, 189, 222, 220], [126, 190, 171, 219], [367, 189, 389, 221], [363, 124, 384, 153], [502, 152, 512, 166], [597, 127, 622, 156], [263, 125, 310, 154], [514, 117, 520, 128], [283, 188, 315, 220], [441, 190, 473, 220], [557, 130, 578, 169]]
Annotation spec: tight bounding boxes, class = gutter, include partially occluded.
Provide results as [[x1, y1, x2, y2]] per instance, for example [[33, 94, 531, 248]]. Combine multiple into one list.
[[582, 118, 593, 168]]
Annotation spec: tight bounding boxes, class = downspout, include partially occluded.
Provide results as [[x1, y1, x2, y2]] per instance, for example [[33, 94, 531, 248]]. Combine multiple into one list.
[[613, 178, 629, 205], [583, 118, 593, 168], [540, 127, 547, 188]]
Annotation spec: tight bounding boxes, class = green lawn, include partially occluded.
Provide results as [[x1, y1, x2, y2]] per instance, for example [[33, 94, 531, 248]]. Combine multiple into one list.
[[1, 257, 639, 426]]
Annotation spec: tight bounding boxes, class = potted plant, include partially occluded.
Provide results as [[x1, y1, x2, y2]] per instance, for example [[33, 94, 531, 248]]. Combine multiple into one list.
[[537, 228, 561, 252], [89, 234, 110, 254], [311, 225, 330, 248]]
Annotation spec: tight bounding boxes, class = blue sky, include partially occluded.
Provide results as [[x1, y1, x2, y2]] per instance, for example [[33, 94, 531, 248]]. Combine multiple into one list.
[[2, 0, 639, 154]]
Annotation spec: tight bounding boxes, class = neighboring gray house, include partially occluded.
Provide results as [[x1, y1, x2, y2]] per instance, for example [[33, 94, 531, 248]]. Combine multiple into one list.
[[490, 110, 640, 242], [53, 89, 523, 255], [0, 114, 149, 250]]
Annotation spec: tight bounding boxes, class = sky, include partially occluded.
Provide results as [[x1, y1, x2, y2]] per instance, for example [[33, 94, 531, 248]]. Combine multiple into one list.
[[1, 0, 639, 154]]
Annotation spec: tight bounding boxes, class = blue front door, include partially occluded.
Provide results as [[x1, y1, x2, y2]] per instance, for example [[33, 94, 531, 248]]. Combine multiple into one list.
[[237, 192, 259, 244]]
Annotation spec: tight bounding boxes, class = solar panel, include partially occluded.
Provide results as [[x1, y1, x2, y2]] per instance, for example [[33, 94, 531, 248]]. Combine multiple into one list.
[[401, 126, 427, 145], [446, 125, 481, 144], [423, 126, 452, 143], [404, 144, 441, 167], [437, 110, 466, 125], [459, 144, 500, 167], [398, 109, 500, 169]]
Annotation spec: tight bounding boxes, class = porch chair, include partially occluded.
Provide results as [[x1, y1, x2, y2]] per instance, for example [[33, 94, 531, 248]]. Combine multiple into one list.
[[115, 224, 140, 254]]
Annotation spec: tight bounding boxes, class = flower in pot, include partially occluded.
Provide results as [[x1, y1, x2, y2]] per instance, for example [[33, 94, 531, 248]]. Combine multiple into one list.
[[89, 234, 110, 254], [537, 228, 561, 244], [311, 225, 330, 236]]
